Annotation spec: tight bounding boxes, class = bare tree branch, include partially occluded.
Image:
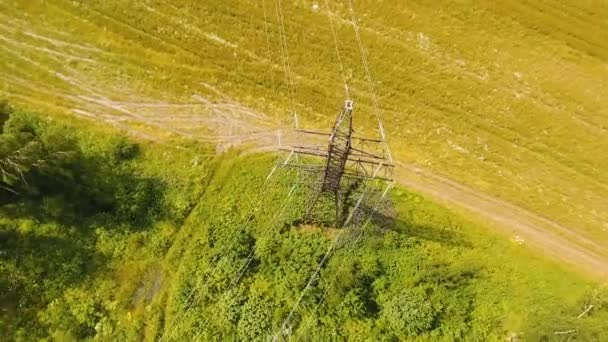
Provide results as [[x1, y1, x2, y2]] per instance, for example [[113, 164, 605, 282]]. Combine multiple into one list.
[[0, 183, 19, 195]]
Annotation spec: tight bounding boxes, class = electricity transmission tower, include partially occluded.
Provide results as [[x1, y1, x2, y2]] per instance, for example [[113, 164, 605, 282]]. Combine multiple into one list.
[[280, 100, 393, 227]]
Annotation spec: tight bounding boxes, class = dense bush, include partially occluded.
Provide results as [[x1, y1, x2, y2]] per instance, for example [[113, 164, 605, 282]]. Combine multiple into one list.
[[237, 293, 274, 341], [381, 290, 436, 336]]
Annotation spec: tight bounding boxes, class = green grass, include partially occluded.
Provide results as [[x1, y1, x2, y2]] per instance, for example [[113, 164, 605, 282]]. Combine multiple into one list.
[[1, 0, 606, 249], [2, 111, 607, 341]]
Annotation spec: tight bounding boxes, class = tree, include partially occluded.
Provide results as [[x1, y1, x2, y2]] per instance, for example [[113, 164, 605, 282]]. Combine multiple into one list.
[[0, 111, 79, 204], [0, 111, 159, 223]]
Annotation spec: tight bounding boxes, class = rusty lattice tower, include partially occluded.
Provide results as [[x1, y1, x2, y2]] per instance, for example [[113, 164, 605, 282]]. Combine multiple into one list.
[[281, 100, 393, 227]]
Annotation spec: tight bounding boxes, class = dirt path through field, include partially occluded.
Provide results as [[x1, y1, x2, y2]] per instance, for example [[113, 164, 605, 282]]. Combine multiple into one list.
[[393, 161, 608, 279]]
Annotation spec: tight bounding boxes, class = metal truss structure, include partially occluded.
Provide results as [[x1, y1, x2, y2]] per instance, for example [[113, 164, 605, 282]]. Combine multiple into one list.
[[280, 100, 393, 227]]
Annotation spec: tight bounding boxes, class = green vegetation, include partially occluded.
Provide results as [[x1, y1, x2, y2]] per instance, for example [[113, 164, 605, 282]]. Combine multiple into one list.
[[1, 0, 606, 249], [2, 109, 607, 341]]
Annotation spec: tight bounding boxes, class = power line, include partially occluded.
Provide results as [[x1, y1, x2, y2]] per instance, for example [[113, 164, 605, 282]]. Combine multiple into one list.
[[160, 156, 298, 341], [323, 0, 350, 99], [294, 182, 393, 340], [273, 0, 299, 129], [268, 2, 397, 337], [162, 2, 311, 336], [271, 164, 386, 340], [191, 183, 300, 341], [262, 0, 278, 127], [167, 1, 395, 339], [161, 1, 312, 339], [346, 0, 392, 163]]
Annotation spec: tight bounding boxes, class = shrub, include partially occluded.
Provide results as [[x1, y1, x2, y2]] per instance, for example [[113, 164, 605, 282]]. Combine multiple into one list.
[[381, 290, 436, 337]]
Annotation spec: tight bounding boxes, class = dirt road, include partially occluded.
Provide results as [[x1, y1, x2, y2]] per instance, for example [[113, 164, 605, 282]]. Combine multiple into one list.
[[393, 161, 608, 279]]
